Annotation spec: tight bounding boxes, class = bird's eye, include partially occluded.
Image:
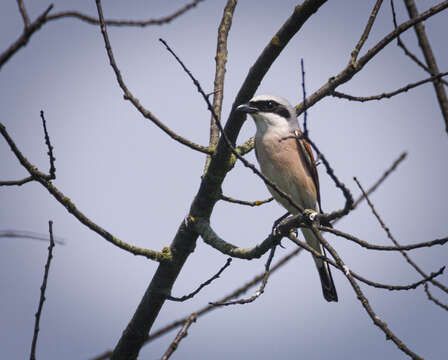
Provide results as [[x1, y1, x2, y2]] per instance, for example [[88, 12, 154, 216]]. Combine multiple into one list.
[[266, 101, 275, 109]]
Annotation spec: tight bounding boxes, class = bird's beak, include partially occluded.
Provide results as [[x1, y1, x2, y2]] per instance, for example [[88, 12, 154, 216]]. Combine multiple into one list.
[[236, 103, 258, 114]]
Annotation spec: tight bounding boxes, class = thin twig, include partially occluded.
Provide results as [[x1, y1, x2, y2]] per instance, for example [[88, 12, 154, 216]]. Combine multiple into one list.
[[296, 0, 448, 114], [166, 258, 232, 302], [95, 1, 212, 155], [350, 0, 384, 63], [40, 111, 56, 179], [307, 227, 424, 359], [0, 4, 53, 70], [0, 230, 65, 245], [211, 245, 277, 306], [89, 248, 302, 360], [390, 0, 448, 87], [352, 152, 407, 209], [204, 0, 238, 174], [0, 122, 171, 262], [403, 0, 448, 132], [0, 176, 34, 186], [319, 225, 447, 251], [354, 177, 448, 294], [332, 71, 448, 102], [30, 221, 56, 360], [16, 0, 31, 28], [47, 0, 204, 27], [160, 313, 197, 360], [220, 195, 273, 207], [424, 284, 448, 311]]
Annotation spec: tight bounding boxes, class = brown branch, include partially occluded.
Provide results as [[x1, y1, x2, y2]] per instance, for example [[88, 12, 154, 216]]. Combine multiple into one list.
[[30, 221, 55, 360], [288, 233, 443, 292], [95, 2, 212, 155], [220, 195, 273, 207], [403, 0, 448, 132], [166, 258, 232, 302], [235, 136, 254, 156], [211, 245, 277, 306], [319, 225, 447, 251], [160, 313, 197, 360], [332, 71, 448, 102], [0, 229, 65, 245], [352, 152, 407, 209], [89, 248, 302, 360], [0, 122, 171, 262], [350, 0, 384, 62], [424, 284, 448, 311], [297, 0, 448, 114], [47, 0, 204, 27], [0, 176, 34, 186], [354, 177, 448, 294], [204, 0, 238, 173], [40, 111, 56, 179], [16, 0, 31, 28], [389, 0, 448, 86], [305, 227, 424, 359], [0, 4, 53, 70]]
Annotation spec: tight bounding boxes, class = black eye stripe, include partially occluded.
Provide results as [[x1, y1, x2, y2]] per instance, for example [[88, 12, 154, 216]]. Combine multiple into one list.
[[249, 100, 290, 119]]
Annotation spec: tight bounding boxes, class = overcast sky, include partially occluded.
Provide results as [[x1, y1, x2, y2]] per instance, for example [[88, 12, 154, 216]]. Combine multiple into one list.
[[1, 1, 447, 359]]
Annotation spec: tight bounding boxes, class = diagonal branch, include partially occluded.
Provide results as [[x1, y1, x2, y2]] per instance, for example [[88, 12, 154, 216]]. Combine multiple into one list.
[[16, 0, 31, 28], [47, 0, 204, 27], [403, 0, 448, 132], [0, 122, 171, 262], [30, 220, 56, 360], [95, 2, 212, 155], [332, 71, 448, 102], [0, 4, 53, 70], [297, 0, 448, 114], [350, 0, 384, 63], [160, 313, 197, 360]]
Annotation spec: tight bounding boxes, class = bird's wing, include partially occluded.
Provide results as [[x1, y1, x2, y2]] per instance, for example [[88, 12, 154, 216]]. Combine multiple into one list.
[[295, 130, 322, 212]]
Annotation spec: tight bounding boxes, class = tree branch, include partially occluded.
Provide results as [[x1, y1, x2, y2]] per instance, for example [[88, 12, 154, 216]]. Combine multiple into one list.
[[16, 0, 31, 28], [160, 313, 197, 360], [220, 194, 274, 207], [95, 1, 212, 155], [30, 221, 56, 360], [403, 0, 448, 132], [331, 72, 448, 102]]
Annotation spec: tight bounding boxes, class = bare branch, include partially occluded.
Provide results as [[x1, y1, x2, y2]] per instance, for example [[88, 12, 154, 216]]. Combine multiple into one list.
[[0, 4, 53, 70], [0, 176, 34, 186], [305, 228, 424, 359], [0, 122, 171, 262], [350, 0, 384, 63], [220, 194, 273, 207], [30, 220, 55, 360], [89, 249, 302, 360], [235, 136, 254, 156], [332, 71, 448, 102], [16, 0, 31, 28], [403, 0, 448, 132], [47, 0, 204, 27], [205, 0, 238, 173], [211, 245, 277, 306], [95, 1, 212, 155], [0, 230, 65, 245], [166, 258, 232, 302], [352, 152, 407, 209], [40, 111, 56, 179], [297, 0, 448, 114], [160, 313, 197, 360], [424, 284, 448, 311], [288, 233, 444, 291], [354, 177, 448, 294], [319, 225, 447, 251]]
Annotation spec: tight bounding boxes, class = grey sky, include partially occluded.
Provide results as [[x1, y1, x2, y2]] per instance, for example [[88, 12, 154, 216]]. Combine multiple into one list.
[[1, 1, 447, 359]]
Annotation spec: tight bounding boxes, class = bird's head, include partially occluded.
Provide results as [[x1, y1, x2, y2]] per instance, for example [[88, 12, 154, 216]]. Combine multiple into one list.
[[237, 95, 299, 134]]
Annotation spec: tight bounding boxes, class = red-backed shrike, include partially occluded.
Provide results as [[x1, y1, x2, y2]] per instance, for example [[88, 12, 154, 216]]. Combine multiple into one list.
[[237, 95, 338, 302]]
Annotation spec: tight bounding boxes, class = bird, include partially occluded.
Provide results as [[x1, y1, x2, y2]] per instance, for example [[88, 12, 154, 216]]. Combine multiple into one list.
[[237, 94, 338, 302]]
